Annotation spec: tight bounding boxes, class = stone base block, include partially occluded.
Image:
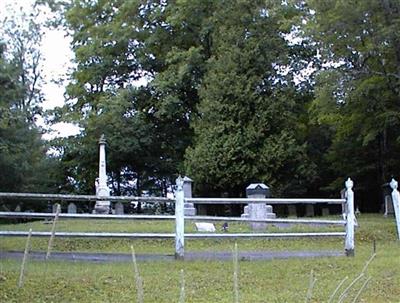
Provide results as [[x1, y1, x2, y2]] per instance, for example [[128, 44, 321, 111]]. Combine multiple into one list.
[[265, 212, 276, 219], [322, 207, 330, 216], [184, 203, 196, 216], [184, 207, 197, 216], [250, 212, 276, 230], [94, 201, 110, 214]]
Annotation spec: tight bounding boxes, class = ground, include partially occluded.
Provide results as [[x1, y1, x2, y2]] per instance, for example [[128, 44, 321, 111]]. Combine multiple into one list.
[[0, 214, 399, 302]]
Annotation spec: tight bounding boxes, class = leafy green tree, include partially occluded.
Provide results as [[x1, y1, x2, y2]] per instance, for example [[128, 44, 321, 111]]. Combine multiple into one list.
[[185, 1, 316, 197], [306, 0, 400, 210], [0, 49, 46, 212], [57, 0, 319, 199], [57, 0, 216, 194], [0, 4, 61, 210], [0, 5, 45, 121]]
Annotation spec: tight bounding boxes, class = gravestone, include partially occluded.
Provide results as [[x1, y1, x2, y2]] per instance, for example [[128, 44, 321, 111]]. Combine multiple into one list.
[[322, 207, 330, 216], [287, 205, 297, 217], [183, 176, 196, 216], [384, 195, 395, 216], [67, 203, 77, 214], [195, 222, 216, 232], [241, 183, 276, 230], [382, 183, 394, 217], [305, 204, 314, 217], [115, 202, 124, 215], [94, 135, 111, 214]]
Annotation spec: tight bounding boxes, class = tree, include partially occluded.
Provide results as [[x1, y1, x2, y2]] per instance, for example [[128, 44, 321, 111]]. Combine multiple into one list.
[[56, 0, 319, 199], [0, 4, 60, 208], [0, 4, 45, 121], [185, 1, 316, 197], [306, 0, 400, 210], [57, 0, 216, 195]]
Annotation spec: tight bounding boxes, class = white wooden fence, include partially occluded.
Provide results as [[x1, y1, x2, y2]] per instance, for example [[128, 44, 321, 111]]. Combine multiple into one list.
[[0, 178, 357, 258]]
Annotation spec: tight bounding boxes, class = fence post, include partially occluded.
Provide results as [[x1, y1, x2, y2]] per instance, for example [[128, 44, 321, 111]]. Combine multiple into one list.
[[175, 176, 185, 260], [344, 178, 355, 256], [389, 179, 400, 240]]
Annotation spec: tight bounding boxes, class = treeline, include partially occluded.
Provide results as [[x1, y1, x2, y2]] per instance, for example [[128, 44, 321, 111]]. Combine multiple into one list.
[[1, 0, 400, 212]]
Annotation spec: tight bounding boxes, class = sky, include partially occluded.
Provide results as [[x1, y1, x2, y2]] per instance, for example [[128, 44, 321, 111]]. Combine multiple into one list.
[[0, 0, 80, 139]]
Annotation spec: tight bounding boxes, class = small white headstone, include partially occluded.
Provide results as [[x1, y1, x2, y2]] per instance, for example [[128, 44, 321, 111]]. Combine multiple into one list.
[[195, 222, 216, 232], [68, 203, 77, 214]]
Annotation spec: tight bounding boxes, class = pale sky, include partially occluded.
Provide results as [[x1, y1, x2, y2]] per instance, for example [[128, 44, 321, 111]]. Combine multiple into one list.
[[0, 0, 80, 139]]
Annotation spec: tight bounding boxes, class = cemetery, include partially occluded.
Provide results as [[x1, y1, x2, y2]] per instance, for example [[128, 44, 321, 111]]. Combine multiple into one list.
[[0, 136, 399, 302], [1, 0, 400, 302]]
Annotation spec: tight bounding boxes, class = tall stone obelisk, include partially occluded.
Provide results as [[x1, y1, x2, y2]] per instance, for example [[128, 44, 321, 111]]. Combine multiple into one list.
[[94, 134, 110, 214]]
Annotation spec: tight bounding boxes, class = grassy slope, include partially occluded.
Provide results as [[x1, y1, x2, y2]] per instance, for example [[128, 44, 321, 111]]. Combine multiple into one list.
[[0, 214, 399, 302], [1, 217, 348, 253]]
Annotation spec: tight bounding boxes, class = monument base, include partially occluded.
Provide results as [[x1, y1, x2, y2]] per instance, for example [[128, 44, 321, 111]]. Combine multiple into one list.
[[184, 203, 196, 216], [94, 201, 110, 214], [241, 204, 276, 230]]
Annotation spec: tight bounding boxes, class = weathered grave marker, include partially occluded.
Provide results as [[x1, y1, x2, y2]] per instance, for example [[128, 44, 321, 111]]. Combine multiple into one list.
[[241, 183, 276, 230], [67, 203, 77, 214], [322, 207, 330, 217], [383, 183, 395, 217], [183, 176, 196, 216], [115, 202, 124, 215], [305, 204, 314, 217], [195, 222, 216, 232]]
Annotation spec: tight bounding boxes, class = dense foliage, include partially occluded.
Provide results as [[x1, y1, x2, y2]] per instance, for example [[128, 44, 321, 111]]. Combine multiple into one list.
[[0, 6, 62, 211], [56, 0, 317, 199], [2, 0, 399, 212], [306, 0, 400, 210]]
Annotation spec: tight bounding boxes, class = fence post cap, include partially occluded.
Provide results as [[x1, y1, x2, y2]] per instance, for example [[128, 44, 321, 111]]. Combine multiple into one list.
[[176, 176, 184, 190], [345, 178, 353, 190], [390, 178, 398, 190]]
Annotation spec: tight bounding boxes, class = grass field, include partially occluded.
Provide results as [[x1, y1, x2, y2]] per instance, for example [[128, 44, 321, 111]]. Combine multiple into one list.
[[0, 214, 399, 302]]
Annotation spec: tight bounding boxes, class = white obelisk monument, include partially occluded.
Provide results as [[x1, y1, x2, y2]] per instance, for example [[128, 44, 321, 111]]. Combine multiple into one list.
[[94, 134, 110, 214]]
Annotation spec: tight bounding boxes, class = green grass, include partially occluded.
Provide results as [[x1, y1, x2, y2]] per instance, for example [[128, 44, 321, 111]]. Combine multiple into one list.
[[0, 214, 399, 302], [0, 216, 349, 254]]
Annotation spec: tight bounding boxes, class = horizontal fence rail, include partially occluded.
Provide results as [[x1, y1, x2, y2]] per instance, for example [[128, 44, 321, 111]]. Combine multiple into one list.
[[0, 212, 346, 225], [0, 177, 356, 259], [0, 231, 346, 239], [0, 212, 175, 220], [0, 192, 172, 203], [0, 193, 345, 205], [186, 198, 346, 205]]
